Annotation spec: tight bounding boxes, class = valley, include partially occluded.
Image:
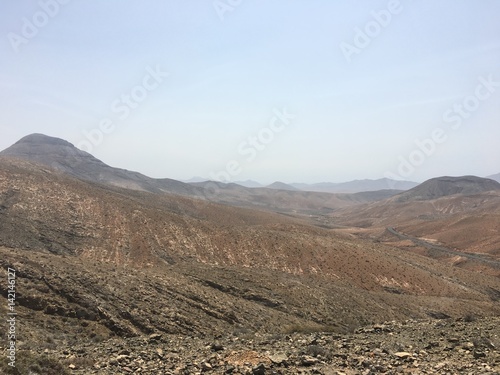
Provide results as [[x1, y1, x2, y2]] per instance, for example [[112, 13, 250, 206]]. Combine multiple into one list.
[[0, 135, 499, 374]]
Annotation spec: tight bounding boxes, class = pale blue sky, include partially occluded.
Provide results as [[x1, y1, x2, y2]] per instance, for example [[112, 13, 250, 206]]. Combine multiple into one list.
[[1, 1, 499, 184]]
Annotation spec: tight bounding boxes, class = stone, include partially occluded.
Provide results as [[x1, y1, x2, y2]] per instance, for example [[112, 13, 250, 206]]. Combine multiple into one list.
[[200, 362, 212, 371], [301, 355, 318, 366], [269, 353, 288, 364], [252, 363, 266, 375], [149, 333, 162, 341], [211, 342, 225, 352], [394, 352, 412, 359], [473, 350, 486, 359]]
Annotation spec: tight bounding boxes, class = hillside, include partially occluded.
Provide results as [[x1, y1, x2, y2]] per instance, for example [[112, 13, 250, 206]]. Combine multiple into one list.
[[0, 134, 398, 216], [487, 172, 500, 183], [0, 133, 200, 196], [1, 150, 500, 373], [395, 176, 500, 202], [1, 157, 499, 333], [329, 177, 500, 275]]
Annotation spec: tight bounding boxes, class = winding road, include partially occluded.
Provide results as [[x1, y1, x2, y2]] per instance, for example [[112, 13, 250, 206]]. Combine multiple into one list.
[[386, 227, 500, 269]]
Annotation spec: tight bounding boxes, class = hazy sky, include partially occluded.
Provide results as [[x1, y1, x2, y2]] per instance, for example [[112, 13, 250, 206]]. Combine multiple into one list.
[[1, 1, 499, 184]]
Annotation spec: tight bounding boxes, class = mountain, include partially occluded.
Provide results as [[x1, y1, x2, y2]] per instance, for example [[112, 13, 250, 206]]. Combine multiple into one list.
[[265, 181, 300, 191], [292, 178, 418, 193], [1, 140, 500, 373], [0, 133, 201, 197], [0, 134, 397, 216], [233, 179, 263, 188], [487, 172, 500, 183], [1, 157, 499, 335], [329, 176, 500, 275], [182, 176, 208, 183], [395, 176, 500, 202]]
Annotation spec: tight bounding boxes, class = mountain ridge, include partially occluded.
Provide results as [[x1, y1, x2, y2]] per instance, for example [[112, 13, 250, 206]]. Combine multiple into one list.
[[0, 134, 404, 215], [395, 175, 500, 202], [0, 133, 200, 197]]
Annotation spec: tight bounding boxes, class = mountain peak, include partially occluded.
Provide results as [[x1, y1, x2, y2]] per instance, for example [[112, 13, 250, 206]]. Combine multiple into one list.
[[0, 133, 103, 171], [266, 181, 300, 191], [0, 133, 200, 196], [14, 133, 75, 147]]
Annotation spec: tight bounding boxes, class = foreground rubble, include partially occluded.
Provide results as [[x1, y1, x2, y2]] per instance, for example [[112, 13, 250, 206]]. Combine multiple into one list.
[[36, 317, 500, 374]]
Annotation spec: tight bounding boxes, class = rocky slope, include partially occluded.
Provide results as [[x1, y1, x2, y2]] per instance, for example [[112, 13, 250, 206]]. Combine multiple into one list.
[[327, 177, 500, 276], [395, 176, 500, 202], [3, 314, 499, 374], [0, 141, 499, 374]]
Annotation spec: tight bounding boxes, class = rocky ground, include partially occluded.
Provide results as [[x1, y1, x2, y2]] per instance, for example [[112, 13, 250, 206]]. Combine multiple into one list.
[[7, 317, 497, 374], [1, 156, 500, 375]]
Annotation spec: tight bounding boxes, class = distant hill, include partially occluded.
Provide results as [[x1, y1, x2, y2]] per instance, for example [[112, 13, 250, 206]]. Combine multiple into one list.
[[0, 133, 201, 197], [487, 173, 500, 183], [265, 181, 300, 191], [292, 178, 418, 193], [330, 175, 500, 269], [0, 134, 399, 216], [233, 180, 263, 188], [395, 176, 500, 202], [182, 176, 208, 183]]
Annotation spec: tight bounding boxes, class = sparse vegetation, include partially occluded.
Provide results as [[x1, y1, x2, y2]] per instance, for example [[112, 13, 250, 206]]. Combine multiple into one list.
[[283, 323, 340, 334], [0, 141, 499, 374], [0, 351, 69, 375]]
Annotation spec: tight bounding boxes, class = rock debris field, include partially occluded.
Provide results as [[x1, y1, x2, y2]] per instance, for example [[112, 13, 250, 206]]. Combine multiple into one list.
[[45, 317, 499, 374]]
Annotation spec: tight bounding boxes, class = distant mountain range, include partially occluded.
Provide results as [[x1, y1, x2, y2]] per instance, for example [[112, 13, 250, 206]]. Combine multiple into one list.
[[0, 134, 405, 214], [188, 178, 420, 194], [290, 178, 419, 193], [2, 134, 499, 214]]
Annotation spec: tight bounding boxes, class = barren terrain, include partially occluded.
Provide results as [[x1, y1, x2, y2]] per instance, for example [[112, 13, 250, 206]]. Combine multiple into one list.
[[0, 137, 499, 374]]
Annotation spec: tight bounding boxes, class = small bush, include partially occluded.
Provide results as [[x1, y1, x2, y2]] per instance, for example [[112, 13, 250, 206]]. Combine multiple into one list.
[[0, 351, 69, 375], [305, 344, 331, 359], [283, 323, 338, 334], [463, 314, 477, 323]]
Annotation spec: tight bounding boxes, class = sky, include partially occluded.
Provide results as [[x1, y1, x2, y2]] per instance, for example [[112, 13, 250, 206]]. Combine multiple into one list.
[[1, 0, 499, 184]]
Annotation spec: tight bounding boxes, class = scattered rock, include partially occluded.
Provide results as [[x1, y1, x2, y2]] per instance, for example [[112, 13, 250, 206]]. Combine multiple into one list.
[[300, 355, 318, 366], [394, 351, 412, 359], [252, 363, 266, 375], [11, 316, 500, 374], [268, 353, 288, 365], [211, 342, 224, 352], [148, 333, 162, 342]]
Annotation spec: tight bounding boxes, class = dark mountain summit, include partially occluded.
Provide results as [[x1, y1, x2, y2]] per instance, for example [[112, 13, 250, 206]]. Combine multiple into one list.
[[0, 133, 200, 196], [395, 175, 500, 202]]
